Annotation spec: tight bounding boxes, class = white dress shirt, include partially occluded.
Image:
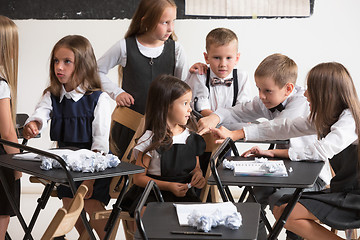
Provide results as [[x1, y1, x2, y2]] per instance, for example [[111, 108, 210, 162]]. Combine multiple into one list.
[[215, 85, 317, 149], [98, 38, 189, 100], [186, 68, 251, 113], [25, 86, 111, 153], [243, 109, 358, 185]]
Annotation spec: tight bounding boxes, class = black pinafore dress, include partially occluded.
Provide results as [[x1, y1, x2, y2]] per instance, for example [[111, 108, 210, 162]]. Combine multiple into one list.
[[120, 133, 206, 216]]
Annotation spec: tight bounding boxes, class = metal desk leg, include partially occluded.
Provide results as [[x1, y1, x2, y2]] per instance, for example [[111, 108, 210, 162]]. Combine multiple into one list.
[[247, 187, 273, 233], [103, 175, 129, 240], [23, 182, 55, 240], [0, 168, 33, 240], [268, 188, 304, 240]]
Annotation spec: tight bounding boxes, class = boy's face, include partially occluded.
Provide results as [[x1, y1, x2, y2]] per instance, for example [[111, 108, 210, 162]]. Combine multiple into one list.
[[204, 40, 240, 79], [255, 76, 294, 109]]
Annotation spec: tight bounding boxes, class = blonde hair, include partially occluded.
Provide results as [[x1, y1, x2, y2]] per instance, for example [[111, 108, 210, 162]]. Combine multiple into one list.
[[255, 53, 297, 88], [125, 0, 177, 41], [0, 15, 18, 123], [46, 35, 101, 96], [205, 28, 238, 52], [307, 62, 360, 173]]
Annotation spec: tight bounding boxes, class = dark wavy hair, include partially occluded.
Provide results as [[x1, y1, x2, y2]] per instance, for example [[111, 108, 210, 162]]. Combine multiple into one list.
[[140, 75, 191, 158]]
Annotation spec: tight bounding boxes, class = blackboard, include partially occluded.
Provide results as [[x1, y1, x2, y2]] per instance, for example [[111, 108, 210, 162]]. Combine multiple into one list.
[[0, 0, 314, 20]]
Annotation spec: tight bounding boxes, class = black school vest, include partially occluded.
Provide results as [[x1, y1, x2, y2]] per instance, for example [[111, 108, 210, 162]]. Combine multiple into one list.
[[123, 37, 175, 114]]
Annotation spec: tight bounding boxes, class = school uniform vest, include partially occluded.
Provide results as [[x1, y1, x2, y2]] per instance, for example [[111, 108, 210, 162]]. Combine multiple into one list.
[[50, 91, 102, 149], [123, 36, 175, 114]]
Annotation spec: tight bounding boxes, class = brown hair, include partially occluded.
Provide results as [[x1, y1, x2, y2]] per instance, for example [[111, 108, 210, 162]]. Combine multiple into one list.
[[140, 75, 191, 159], [206, 28, 238, 52], [0, 15, 18, 123], [125, 0, 177, 41], [45, 35, 101, 96], [307, 62, 360, 175], [255, 53, 297, 88]]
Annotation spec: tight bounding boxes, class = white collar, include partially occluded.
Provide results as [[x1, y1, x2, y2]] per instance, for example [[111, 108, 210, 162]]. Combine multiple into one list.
[[59, 85, 85, 103], [209, 69, 234, 80]]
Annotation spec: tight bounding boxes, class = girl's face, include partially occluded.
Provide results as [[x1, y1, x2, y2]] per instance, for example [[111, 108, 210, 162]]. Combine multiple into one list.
[[53, 47, 75, 91], [167, 91, 192, 128], [150, 6, 176, 44]]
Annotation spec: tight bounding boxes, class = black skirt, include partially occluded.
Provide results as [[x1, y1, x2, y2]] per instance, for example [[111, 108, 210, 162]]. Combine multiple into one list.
[[277, 189, 360, 230]]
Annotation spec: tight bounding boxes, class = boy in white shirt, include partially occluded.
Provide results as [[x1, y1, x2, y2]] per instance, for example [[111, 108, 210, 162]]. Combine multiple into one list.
[[198, 53, 330, 240], [186, 28, 252, 121], [186, 28, 252, 179]]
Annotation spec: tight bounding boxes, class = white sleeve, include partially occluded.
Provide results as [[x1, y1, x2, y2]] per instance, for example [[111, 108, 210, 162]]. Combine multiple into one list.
[[174, 42, 189, 81], [288, 109, 358, 161], [215, 96, 268, 124], [91, 92, 112, 153], [25, 91, 52, 131], [97, 39, 127, 100], [186, 73, 210, 111], [244, 116, 315, 141], [133, 131, 154, 158]]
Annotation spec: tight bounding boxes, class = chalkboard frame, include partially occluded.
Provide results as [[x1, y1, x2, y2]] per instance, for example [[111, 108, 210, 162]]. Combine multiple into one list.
[[0, 0, 315, 20]]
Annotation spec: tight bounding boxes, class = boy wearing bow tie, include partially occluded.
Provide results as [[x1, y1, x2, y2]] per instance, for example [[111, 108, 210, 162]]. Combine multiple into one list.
[[186, 28, 252, 119], [198, 53, 329, 240]]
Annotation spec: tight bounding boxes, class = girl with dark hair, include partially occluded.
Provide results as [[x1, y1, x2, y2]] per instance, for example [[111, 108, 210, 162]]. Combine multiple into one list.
[[121, 75, 206, 226]]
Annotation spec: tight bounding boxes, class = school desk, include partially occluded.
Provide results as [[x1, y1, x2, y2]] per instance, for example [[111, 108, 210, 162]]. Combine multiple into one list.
[[0, 138, 144, 240], [208, 138, 324, 240], [134, 202, 260, 240]]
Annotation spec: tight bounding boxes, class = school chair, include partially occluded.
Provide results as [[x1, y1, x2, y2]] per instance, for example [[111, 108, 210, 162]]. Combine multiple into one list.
[[80, 106, 145, 240], [41, 184, 88, 240]]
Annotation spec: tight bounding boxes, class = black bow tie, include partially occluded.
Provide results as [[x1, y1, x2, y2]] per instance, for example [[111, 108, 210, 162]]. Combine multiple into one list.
[[269, 103, 285, 113], [210, 77, 233, 87]]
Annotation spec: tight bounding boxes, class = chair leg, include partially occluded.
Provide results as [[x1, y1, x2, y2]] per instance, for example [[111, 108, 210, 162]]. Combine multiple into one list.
[[122, 219, 135, 240]]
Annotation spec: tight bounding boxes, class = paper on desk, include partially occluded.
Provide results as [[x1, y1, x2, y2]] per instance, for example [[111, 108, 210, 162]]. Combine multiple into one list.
[[234, 160, 288, 177], [13, 149, 95, 161], [173, 202, 237, 226]]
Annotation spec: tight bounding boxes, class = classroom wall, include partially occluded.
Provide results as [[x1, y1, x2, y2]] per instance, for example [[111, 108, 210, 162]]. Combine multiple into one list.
[[14, 0, 360, 192]]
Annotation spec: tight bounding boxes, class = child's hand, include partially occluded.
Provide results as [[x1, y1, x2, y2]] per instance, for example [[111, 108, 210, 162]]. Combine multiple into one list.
[[189, 62, 208, 75], [23, 121, 40, 139], [197, 114, 220, 135], [190, 171, 205, 189], [116, 92, 134, 107], [210, 126, 232, 144], [169, 182, 188, 197], [81, 180, 95, 199], [241, 146, 275, 158]]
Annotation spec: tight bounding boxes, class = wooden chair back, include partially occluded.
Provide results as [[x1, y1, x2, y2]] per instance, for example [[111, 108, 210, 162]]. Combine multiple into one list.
[[41, 185, 88, 240], [109, 106, 145, 199]]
